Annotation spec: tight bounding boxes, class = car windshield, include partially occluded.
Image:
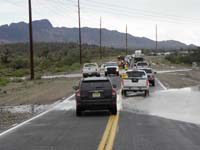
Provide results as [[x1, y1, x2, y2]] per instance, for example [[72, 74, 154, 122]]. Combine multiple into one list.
[[105, 63, 118, 66], [84, 64, 96, 67], [81, 81, 112, 90], [127, 71, 145, 77]]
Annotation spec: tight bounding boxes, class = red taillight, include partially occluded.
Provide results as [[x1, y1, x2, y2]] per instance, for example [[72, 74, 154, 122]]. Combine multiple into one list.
[[76, 89, 80, 97], [146, 80, 149, 86], [121, 79, 124, 87], [112, 88, 116, 96], [151, 74, 155, 78]]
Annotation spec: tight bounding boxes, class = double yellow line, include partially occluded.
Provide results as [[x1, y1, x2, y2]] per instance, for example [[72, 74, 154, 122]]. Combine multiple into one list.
[[98, 114, 119, 150]]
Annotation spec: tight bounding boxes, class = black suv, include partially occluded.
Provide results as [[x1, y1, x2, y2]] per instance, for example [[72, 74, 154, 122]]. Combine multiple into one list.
[[74, 77, 117, 116]]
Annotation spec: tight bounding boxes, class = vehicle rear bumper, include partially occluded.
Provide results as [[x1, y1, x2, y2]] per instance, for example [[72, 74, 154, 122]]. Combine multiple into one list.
[[122, 86, 148, 91], [76, 99, 116, 110]]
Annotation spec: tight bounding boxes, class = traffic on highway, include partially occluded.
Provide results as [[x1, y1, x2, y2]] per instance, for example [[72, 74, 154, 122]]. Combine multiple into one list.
[[1, 50, 200, 150], [1, 0, 200, 149]]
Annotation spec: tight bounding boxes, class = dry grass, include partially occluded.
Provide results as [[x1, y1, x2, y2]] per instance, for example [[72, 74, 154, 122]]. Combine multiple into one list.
[[0, 78, 80, 106]]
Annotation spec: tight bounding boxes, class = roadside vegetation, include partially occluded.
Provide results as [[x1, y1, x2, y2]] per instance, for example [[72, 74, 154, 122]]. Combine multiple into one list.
[[165, 49, 200, 65], [0, 42, 125, 78]]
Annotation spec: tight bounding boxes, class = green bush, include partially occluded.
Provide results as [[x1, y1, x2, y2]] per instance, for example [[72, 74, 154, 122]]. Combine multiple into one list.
[[12, 69, 29, 77], [70, 63, 81, 70], [0, 77, 10, 86], [9, 57, 29, 69]]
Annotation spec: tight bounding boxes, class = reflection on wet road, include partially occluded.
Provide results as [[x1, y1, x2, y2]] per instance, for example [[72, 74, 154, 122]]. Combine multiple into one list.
[[122, 84, 200, 124]]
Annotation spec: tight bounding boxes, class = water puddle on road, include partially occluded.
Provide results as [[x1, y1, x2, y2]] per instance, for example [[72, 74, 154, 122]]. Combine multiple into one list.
[[123, 85, 200, 124]]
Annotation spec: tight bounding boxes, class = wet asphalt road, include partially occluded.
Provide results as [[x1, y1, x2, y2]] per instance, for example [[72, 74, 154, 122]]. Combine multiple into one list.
[[1, 76, 200, 150], [114, 111, 200, 150]]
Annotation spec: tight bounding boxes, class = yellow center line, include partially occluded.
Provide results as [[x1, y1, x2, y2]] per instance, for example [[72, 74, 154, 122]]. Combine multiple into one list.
[[98, 113, 119, 150]]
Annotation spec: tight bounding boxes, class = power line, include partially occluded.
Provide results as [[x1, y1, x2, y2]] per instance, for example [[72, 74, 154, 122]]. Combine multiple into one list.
[[61, 0, 200, 25]]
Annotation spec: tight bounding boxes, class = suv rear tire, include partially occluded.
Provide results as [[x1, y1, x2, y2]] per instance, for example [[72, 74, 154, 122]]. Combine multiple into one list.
[[110, 105, 117, 115], [76, 106, 82, 116], [144, 90, 149, 97], [152, 81, 155, 86]]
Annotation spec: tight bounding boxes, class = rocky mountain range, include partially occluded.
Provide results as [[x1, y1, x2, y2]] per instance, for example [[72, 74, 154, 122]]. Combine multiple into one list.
[[0, 19, 197, 49]]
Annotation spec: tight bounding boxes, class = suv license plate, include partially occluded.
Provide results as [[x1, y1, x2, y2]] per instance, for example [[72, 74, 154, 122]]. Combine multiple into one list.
[[92, 92, 101, 98]]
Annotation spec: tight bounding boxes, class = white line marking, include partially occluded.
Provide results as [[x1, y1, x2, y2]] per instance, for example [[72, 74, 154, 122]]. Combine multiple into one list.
[[0, 94, 75, 137], [156, 78, 167, 90], [157, 69, 192, 74]]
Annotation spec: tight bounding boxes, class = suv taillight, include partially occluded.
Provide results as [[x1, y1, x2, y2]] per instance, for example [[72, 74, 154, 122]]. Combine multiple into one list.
[[76, 89, 80, 97], [112, 88, 116, 96], [146, 79, 149, 86], [121, 79, 124, 87], [151, 74, 155, 78]]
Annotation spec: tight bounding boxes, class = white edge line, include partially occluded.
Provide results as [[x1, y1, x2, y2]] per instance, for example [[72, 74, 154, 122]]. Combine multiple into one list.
[[156, 78, 167, 90], [0, 94, 75, 137]]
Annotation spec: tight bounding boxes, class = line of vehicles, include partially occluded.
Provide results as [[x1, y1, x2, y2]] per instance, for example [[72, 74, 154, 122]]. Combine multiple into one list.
[[73, 50, 156, 116]]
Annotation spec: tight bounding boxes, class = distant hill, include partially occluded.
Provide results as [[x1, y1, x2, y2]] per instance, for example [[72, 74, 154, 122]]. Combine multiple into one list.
[[0, 19, 197, 49]]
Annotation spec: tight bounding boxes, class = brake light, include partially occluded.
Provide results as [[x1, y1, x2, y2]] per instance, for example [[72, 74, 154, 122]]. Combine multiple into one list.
[[76, 89, 80, 97], [146, 79, 149, 86], [151, 74, 155, 78], [112, 88, 116, 96], [121, 79, 124, 87]]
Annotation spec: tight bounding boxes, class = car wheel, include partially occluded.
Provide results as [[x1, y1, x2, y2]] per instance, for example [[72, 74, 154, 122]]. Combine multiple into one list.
[[152, 81, 155, 86], [117, 72, 119, 76], [76, 106, 82, 116], [124, 90, 127, 97], [111, 105, 117, 115], [105, 73, 107, 76], [144, 90, 149, 97], [121, 90, 124, 96]]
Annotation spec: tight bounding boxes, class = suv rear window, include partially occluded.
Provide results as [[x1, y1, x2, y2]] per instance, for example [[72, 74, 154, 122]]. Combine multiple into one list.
[[142, 69, 152, 73], [137, 62, 148, 66], [81, 80, 112, 90], [84, 64, 96, 67], [127, 71, 145, 77]]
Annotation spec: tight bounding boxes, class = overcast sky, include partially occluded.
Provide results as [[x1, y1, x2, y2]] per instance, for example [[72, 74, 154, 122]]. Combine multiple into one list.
[[0, 0, 200, 45]]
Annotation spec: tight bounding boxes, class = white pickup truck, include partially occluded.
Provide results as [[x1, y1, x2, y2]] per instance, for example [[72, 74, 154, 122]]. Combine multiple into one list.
[[82, 63, 100, 78], [121, 70, 149, 97]]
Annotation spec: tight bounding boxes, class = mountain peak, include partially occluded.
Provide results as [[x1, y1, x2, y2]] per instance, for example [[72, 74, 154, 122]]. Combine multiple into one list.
[[32, 19, 53, 30]]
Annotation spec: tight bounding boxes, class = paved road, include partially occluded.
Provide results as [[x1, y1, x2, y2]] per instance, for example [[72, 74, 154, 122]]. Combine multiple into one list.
[[0, 76, 121, 150], [1, 76, 200, 150], [114, 111, 200, 150]]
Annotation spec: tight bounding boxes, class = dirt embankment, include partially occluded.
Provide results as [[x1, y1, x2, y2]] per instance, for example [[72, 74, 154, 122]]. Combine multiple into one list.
[[0, 78, 79, 106]]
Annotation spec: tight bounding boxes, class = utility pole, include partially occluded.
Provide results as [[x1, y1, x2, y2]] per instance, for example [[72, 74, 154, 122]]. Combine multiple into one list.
[[78, 0, 82, 64], [125, 24, 128, 55], [99, 16, 102, 59], [28, 0, 34, 80], [156, 24, 158, 51]]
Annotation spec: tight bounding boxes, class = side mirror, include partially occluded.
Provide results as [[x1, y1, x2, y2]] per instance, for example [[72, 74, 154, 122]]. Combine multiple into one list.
[[73, 86, 79, 90], [113, 84, 117, 88], [154, 71, 157, 74]]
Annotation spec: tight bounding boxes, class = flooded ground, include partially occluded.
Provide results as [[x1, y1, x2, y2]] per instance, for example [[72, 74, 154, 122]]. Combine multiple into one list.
[[123, 85, 200, 125]]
